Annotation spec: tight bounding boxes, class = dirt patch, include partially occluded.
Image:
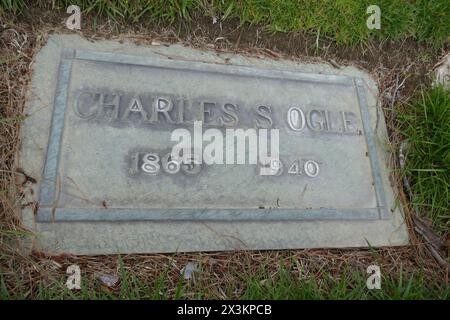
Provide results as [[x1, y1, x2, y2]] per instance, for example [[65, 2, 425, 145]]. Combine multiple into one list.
[[0, 8, 448, 298]]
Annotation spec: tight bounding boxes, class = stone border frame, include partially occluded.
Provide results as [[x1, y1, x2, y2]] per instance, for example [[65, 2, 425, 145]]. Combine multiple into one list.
[[36, 48, 389, 222]]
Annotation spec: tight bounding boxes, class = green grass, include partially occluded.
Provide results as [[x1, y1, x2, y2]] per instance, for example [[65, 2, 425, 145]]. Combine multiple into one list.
[[241, 265, 449, 300], [1, 257, 448, 300], [0, 0, 25, 14], [1, 0, 449, 47], [398, 86, 450, 236]]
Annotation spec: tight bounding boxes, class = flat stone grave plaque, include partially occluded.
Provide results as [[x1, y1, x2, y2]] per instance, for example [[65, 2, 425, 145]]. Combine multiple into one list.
[[19, 35, 408, 254]]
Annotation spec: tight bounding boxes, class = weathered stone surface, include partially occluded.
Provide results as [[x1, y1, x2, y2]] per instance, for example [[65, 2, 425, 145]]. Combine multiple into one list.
[[19, 35, 409, 254]]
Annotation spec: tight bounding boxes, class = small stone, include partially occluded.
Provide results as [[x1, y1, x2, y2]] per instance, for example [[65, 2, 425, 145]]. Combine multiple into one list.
[[96, 273, 119, 287], [434, 54, 450, 89], [181, 262, 198, 280]]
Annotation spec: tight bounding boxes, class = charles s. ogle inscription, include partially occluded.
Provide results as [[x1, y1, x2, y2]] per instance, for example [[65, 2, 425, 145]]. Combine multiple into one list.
[[19, 36, 409, 253], [73, 88, 358, 134]]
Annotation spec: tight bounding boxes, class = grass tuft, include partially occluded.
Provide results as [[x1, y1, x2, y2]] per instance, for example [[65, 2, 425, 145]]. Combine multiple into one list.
[[398, 86, 450, 236], [1, 1, 449, 47], [0, 0, 26, 15]]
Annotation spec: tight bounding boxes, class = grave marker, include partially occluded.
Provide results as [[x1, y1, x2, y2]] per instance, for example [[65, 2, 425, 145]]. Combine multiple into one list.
[[19, 35, 408, 254]]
